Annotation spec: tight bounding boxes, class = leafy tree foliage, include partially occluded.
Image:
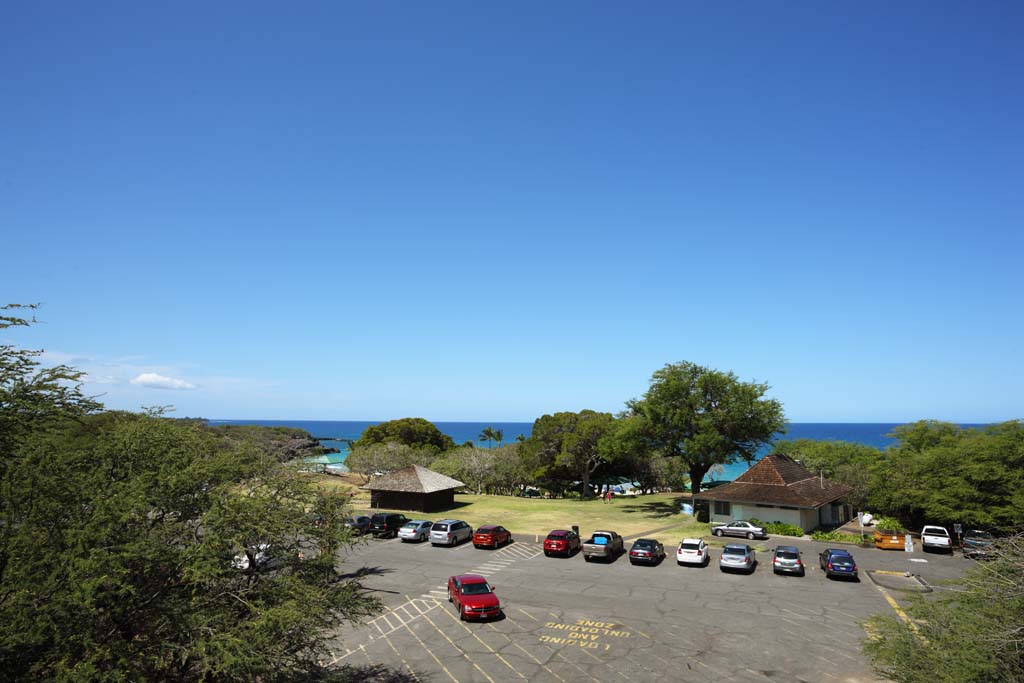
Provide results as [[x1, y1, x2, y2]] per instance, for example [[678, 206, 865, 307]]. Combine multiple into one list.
[[352, 417, 455, 453], [870, 420, 1024, 529], [343, 441, 435, 484], [522, 410, 616, 497], [478, 426, 503, 448], [864, 531, 1024, 683], [625, 362, 786, 495]]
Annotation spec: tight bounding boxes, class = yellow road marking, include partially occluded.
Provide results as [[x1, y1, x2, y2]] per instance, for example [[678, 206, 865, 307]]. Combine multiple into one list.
[[419, 602, 497, 683], [382, 632, 420, 682], [517, 608, 539, 621], [437, 606, 526, 679], [487, 622, 569, 683], [398, 608, 460, 683], [875, 585, 926, 642]]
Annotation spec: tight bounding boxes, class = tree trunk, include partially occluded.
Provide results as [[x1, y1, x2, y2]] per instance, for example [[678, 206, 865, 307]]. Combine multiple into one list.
[[582, 467, 591, 498], [689, 464, 711, 497]]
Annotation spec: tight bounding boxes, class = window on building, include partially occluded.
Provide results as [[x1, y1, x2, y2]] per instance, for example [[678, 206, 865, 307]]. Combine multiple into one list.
[[714, 501, 731, 516]]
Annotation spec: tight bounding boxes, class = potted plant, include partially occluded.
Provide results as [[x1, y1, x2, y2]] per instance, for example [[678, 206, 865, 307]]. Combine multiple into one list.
[[872, 516, 908, 550]]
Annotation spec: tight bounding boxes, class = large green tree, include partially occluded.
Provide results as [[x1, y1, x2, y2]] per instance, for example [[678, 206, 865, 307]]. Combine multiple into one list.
[[523, 410, 616, 497], [626, 362, 786, 496], [863, 531, 1024, 683], [352, 417, 455, 453]]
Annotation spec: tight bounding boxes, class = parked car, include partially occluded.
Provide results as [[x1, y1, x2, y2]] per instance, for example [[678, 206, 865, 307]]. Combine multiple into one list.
[[543, 529, 581, 557], [711, 520, 766, 540], [819, 548, 859, 580], [369, 513, 409, 538], [343, 515, 371, 535], [398, 520, 432, 542], [430, 519, 473, 546], [962, 529, 995, 560], [771, 545, 805, 576], [719, 544, 756, 573], [447, 574, 501, 621], [921, 525, 952, 553], [581, 530, 624, 562], [232, 543, 281, 571], [628, 538, 666, 565], [473, 525, 513, 549], [519, 489, 542, 498], [676, 538, 710, 567]]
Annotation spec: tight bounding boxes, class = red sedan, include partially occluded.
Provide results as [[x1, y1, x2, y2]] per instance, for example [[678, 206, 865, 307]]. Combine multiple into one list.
[[473, 525, 512, 549], [447, 574, 501, 621], [543, 529, 581, 557]]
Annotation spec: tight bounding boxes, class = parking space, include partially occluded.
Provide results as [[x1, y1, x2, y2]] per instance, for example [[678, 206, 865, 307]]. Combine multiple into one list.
[[327, 534, 967, 682]]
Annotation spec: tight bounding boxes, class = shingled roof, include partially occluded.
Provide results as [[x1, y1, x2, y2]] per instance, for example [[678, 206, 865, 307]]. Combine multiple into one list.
[[694, 454, 851, 508], [360, 464, 465, 494]]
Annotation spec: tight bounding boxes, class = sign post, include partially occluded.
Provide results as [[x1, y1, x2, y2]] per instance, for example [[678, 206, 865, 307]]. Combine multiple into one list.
[[954, 523, 963, 550]]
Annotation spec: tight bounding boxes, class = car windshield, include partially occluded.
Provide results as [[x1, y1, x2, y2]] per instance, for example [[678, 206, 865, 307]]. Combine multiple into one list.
[[477, 528, 494, 534], [546, 533, 565, 540], [633, 540, 656, 549], [680, 543, 701, 550], [776, 551, 800, 559], [723, 547, 746, 556], [432, 523, 449, 531], [831, 555, 853, 565], [460, 583, 491, 595], [926, 528, 949, 536], [401, 522, 418, 528]]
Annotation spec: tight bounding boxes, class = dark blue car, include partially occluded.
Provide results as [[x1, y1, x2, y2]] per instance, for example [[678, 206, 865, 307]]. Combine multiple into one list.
[[819, 548, 858, 580]]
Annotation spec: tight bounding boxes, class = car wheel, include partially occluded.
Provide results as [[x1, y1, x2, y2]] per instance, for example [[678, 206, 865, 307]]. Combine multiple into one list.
[[447, 588, 452, 602], [747, 532, 755, 540], [713, 529, 722, 537], [584, 555, 592, 562], [544, 550, 551, 557]]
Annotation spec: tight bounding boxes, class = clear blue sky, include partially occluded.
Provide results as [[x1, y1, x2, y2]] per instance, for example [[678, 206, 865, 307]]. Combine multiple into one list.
[[2, 2, 1021, 423]]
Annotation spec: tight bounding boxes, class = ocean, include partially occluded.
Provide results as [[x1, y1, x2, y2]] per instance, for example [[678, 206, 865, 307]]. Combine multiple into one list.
[[205, 419, 957, 480]]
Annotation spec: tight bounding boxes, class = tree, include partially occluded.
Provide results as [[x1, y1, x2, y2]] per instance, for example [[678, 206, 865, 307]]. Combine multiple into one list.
[[523, 410, 616, 497], [478, 426, 497, 448], [869, 420, 1024, 529], [352, 417, 455, 453], [344, 441, 434, 484], [626, 362, 786, 496], [431, 446, 496, 494], [863, 530, 1024, 683]]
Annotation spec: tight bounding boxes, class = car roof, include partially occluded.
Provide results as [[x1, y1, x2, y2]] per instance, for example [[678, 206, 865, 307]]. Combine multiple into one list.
[[775, 545, 799, 553], [724, 544, 751, 550], [548, 529, 570, 536], [632, 538, 657, 544], [406, 519, 430, 524], [476, 525, 499, 531], [826, 548, 853, 555], [455, 574, 488, 584], [434, 519, 461, 524], [681, 538, 704, 544]]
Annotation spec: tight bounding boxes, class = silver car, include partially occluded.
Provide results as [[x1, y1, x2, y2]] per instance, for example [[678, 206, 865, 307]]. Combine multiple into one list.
[[719, 544, 757, 573], [430, 519, 473, 546], [398, 520, 432, 542], [711, 520, 766, 540]]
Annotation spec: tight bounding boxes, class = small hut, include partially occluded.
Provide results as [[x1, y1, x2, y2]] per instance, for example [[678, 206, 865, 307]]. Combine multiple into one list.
[[361, 464, 465, 513]]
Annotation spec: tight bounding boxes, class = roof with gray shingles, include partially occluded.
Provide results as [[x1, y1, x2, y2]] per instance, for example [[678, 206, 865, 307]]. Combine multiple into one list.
[[360, 464, 465, 493], [693, 454, 852, 508]]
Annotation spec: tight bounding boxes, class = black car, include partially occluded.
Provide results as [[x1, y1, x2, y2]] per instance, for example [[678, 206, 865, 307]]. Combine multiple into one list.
[[772, 546, 805, 576], [819, 548, 858, 580], [628, 538, 666, 565], [369, 513, 409, 538], [344, 515, 371, 535], [962, 530, 995, 560]]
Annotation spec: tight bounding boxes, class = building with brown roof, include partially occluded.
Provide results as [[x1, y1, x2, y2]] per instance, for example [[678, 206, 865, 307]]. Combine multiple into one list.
[[694, 454, 852, 533], [361, 464, 465, 512]]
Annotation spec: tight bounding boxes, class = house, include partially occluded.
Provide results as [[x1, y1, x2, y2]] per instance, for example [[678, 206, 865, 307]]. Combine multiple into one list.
[[361, 464, 465, 513], [694, 454, 852, 533]]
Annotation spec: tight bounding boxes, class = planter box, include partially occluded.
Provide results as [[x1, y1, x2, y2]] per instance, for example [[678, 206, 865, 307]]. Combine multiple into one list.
[[873, 529, 907, 550]]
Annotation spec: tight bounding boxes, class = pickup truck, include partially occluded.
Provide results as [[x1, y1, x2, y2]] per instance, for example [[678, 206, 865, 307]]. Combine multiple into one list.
[[581, 531, 624, 562]]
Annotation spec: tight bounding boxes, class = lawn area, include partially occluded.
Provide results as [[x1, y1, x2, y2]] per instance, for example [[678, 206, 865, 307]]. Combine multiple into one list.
[[310, 474, 709, 545]]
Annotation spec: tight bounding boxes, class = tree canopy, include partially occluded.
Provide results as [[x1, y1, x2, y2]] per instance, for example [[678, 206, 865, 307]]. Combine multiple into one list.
[[522, 410, 617, 497], [352, 417, 455, 453], [626, 362, 786, 494]]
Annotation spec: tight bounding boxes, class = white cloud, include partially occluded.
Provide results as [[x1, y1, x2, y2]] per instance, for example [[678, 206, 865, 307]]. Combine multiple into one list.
[[130, 373, 197, 391]]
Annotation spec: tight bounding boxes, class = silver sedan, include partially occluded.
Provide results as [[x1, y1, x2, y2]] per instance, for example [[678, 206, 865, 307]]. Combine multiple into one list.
[[398, 520, 432, 542], [719, 544, 757, 573], [711, 520, 766, 540]]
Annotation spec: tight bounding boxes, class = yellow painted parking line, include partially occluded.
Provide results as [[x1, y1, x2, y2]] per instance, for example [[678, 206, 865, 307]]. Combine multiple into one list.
[[875, 585, 926, 642], [399, 596, 460, 683], [437, 606, 527, 680], [552, 650, 601, 683], [487, 622, 568, 683], [873, 569, 911, 576], [517, 608, 539, 621], [382, 632, 420, 682], [418, 602, 497, 683]]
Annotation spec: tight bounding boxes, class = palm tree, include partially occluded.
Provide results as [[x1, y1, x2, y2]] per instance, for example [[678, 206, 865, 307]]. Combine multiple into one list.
[[493, 429, 503, 447], [479, 426, 497, 448]]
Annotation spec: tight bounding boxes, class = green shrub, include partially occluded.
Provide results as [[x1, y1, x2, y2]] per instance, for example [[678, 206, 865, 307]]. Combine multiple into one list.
[[872, 515, 906, 533], [764, 521, 804, 537], [811, 530, 847, 542]]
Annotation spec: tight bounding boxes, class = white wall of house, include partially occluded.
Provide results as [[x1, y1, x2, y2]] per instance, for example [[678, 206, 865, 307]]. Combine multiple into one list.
[[707, 501, 823, 533]]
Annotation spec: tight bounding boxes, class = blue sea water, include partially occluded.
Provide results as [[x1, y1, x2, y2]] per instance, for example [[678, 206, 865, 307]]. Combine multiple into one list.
[[205, 419, 965, 479]]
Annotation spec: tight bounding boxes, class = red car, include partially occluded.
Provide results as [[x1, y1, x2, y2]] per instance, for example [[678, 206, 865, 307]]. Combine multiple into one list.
[[543, 529, 581, 557], [447, 574, 501, 621], [473, 525, 513, 549]]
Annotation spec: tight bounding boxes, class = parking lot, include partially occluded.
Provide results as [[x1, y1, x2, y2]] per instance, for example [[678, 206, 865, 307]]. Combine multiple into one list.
[[327, 533, 968, 683]]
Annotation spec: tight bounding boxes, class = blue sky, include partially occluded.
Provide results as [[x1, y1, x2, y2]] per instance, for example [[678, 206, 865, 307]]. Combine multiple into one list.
[[2, 2, 1021, 423]]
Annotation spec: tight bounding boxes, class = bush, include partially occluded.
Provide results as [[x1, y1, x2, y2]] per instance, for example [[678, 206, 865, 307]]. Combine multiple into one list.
[[764, 521, 804, 537], [811, 530, 848, 542], [873, 515, 906, 533]]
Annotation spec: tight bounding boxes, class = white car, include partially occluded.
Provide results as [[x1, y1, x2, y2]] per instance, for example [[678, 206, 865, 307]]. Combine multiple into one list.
[[398, 520, 432, 542], [676, 538, 710, 566], [921, 525, 952, 553]]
